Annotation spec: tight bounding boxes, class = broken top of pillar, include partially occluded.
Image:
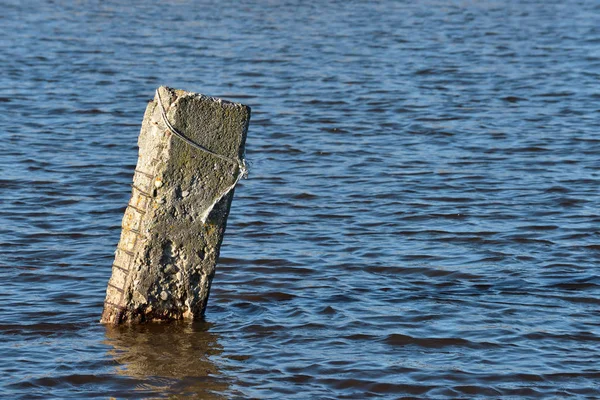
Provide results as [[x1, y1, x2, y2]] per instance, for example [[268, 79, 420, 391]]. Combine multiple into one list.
[[101, 86, 250, 324]]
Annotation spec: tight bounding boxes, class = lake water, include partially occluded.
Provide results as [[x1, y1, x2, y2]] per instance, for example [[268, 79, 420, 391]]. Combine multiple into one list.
[[1, 0, 599, 398]]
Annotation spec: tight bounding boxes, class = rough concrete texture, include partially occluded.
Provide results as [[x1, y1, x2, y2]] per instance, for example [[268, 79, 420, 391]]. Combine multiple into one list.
[[101, 86, 250, 324]]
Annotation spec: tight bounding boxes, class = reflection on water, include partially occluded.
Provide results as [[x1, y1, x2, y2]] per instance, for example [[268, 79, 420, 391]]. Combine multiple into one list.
[[103, 322, 229, 399]]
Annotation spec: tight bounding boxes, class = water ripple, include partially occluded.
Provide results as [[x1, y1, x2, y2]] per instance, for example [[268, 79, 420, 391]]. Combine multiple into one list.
[[1, 0, 599, 398]]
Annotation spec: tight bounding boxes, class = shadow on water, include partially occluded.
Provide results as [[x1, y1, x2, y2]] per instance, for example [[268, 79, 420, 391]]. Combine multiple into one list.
[[103, 322, 230, 399]]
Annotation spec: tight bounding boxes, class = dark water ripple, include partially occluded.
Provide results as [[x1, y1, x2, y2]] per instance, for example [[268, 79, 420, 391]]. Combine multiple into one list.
[[1, 0, 600, 398]]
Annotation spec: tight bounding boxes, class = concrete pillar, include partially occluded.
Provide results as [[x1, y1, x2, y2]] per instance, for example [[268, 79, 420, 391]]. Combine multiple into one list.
[[101, 86, 250, 324]]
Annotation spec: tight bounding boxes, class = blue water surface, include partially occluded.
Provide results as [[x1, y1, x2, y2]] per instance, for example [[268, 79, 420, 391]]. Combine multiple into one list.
[[1, 0, 599, 398]]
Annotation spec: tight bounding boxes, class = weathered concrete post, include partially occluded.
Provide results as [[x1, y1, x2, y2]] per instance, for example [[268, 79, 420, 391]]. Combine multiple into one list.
[[101, 86, 250, 324]]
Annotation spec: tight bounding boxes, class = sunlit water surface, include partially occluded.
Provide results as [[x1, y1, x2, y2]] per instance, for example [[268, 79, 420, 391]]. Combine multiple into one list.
[[1, 0, 599, 398]]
